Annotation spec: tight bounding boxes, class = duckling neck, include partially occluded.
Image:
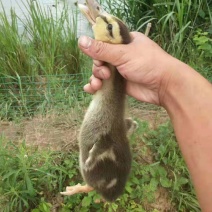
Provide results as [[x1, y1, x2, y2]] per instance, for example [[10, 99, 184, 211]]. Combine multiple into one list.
[[86, 64, 126, 122], [100, 64, 125, 99]]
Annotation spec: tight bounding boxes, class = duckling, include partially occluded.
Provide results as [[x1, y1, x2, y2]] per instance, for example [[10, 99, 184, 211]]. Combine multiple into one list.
[[60, 0, 137, 202]]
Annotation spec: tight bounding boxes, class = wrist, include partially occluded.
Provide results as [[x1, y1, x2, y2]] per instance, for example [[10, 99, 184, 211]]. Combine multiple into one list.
[[159, 57, 195, 109], [159, 57, 212, 120]]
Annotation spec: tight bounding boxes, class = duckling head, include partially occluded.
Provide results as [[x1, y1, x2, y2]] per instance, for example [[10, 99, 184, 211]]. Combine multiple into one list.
[[78, 0, 131, 44]]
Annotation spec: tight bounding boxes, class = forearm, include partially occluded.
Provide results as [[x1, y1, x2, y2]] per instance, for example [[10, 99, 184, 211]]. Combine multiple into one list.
[[161, 59, 212, 211]]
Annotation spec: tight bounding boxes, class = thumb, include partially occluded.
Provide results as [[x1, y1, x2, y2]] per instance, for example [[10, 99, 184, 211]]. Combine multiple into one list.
[[78, 36, 126, 66]]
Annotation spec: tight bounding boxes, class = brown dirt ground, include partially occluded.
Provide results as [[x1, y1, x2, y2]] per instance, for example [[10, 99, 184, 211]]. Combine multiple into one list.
[[0, 109, 83, 151], [0, 105, 169, 150]]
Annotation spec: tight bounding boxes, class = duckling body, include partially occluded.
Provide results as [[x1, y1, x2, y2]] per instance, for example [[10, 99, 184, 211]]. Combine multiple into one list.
[[61, 0, 135, 202], [79, 64, 131, 201], [78, 11, 133, 201]]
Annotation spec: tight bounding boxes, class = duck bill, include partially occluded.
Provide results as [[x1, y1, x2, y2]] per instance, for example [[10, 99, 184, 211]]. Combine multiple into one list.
[[78, 0, 105, 25]]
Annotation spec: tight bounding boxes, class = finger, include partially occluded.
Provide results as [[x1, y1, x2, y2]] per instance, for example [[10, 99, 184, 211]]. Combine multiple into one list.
[[83, 84, 96, 94], [93, 60, 104, 67], [84, 77, 103, 94], [90, 77, 102, 91], [78, 36, 128, 66], [89, 75, 95, 83], [92, 65, 111, 80]]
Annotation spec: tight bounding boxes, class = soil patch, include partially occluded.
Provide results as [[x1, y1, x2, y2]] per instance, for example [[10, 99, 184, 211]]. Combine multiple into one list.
[[0, 109, 84, 150]]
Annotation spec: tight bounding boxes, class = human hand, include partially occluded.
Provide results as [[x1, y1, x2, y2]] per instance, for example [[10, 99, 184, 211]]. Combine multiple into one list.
[[78, 32, 179, 105], [79, 31, 212, 211]]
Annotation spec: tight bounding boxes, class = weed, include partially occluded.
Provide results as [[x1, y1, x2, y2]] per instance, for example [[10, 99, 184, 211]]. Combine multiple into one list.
[[0, 137, 79, 211], [0, 0, 91, 120], [193, 29, 212, 59], [141, 121, 200, 211], [0, 0, 84, 77], [0, 72, 91, 120]]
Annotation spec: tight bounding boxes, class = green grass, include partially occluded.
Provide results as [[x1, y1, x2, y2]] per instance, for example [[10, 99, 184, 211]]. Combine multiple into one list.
[[0, 136, 79, 212], [0, 0, 94, 120], [0, 121, 200, 212], [141, 122, 200, 211], [0, 0, 84, 77], [0, 72, 91, 120]]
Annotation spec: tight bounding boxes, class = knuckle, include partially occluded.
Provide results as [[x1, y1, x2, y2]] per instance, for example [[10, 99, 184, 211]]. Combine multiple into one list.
[[93, 60, 103, 67], [92, 69, 99, 77], [92, 65, 99, 76], [89, 75, 94, 82], [93, 41, 106, 58], [92, 64, 96, 71], [92, 64, 104, 78]]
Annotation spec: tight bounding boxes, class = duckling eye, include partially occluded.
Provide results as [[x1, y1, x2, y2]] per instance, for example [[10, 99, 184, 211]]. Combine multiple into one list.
[[107, 24, 113, 31]]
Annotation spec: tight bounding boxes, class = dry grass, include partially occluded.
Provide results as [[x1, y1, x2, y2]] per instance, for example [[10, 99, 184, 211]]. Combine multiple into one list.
[[0, 109, 85, 151], [148, 187, 173, 211], [0, 102, 169, 151], [0, 103, 169, 150]]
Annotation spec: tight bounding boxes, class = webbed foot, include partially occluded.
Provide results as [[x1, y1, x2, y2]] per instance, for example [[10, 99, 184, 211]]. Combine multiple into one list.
[[125, 117, 138, 135], [60, 184, 93, 195]]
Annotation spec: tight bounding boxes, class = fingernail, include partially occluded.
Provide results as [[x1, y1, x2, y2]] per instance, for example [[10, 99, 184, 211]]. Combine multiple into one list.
[[78, 36, 92, 49]]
